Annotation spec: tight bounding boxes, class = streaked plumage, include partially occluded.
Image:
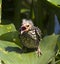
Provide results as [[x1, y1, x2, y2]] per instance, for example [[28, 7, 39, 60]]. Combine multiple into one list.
[[19, 19, 42, 56]]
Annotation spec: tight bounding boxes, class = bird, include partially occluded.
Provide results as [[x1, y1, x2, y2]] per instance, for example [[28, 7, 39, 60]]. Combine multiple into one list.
[[19, 19, 42, 56]]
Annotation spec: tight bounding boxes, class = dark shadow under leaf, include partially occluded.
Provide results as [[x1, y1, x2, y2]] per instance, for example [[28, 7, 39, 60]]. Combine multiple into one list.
[[5, 46, 23, 53], [5, 46, 36, 54]]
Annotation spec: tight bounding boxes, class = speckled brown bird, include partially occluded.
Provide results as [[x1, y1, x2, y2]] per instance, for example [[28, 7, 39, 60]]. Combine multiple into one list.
[[19, 19, 42, 56]]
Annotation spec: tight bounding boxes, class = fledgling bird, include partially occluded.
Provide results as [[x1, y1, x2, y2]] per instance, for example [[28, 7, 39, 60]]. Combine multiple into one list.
[[19, 19, 42, 56]]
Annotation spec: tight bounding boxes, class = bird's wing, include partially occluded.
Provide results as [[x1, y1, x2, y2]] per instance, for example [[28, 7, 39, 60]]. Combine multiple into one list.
[[35, 27, 42, 41]]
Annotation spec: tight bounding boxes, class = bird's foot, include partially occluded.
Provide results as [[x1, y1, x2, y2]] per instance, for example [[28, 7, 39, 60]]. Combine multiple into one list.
[[36, 47, 42, 57]]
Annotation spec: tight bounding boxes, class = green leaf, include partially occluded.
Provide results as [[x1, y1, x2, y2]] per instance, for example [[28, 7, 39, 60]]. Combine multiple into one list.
[[0, 24, 20, 46], [39, 34, 58, 64], [0, 23, 58, 64], [20, 9, 30, 13], [0, 19, 59, 64], [0, 24, 16, 35], [47, 0, 60, 6], [57, 36, 60, 51]]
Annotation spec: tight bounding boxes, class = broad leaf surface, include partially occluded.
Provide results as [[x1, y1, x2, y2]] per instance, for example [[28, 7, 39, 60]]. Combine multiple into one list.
[[0, 23, 58, 64]]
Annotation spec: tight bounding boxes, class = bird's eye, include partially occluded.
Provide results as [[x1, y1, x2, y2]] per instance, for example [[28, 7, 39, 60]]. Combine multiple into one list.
[[27, 25, 29, 27]]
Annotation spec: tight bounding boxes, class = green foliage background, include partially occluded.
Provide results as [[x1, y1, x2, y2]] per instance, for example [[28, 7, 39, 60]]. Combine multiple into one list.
[[0, 0, 60, 64]]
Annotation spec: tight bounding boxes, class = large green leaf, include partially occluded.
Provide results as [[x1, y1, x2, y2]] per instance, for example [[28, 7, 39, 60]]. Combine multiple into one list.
[[0, 24, 20, 46], [47, 0, 60, 6], [0, 23, 58, 64]]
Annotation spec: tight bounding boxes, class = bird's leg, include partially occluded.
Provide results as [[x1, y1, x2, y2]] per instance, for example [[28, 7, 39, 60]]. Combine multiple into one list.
[[36, 46, 42, 57]]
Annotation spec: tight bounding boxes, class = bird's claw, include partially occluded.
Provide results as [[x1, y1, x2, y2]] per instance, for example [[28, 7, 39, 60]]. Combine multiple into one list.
[[36, 47, 42, 57]]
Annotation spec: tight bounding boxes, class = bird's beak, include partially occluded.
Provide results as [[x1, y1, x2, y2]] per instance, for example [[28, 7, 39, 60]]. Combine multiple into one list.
[[21, 30, 24, 34], [20, 26, 26, 34]]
